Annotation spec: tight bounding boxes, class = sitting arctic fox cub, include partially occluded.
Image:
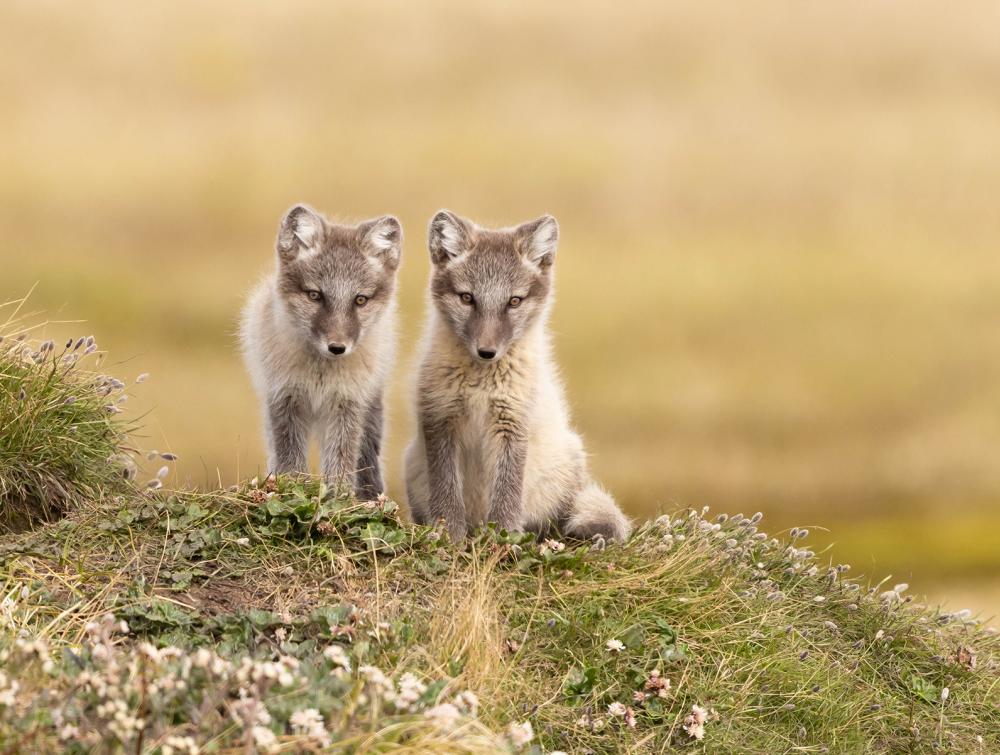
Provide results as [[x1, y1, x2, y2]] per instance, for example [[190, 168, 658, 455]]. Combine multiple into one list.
[[240, 204, 401, 499], [404, 210, 630, 542]]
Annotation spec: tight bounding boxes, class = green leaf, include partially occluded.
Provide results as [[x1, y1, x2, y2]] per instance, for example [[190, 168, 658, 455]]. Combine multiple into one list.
[[563, 665, 598, 700], [908, 674, 938, 704], [621, 623, 646, 650]]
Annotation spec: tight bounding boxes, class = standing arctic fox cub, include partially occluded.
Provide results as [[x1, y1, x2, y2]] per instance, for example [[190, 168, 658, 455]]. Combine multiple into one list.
[[404, 210, 631, 542], [240, 205, 401, 498]]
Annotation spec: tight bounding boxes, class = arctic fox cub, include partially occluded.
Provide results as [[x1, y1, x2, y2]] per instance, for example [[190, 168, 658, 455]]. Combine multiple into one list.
[[404, 210, 630, 542], [240, 204, 401, 498]]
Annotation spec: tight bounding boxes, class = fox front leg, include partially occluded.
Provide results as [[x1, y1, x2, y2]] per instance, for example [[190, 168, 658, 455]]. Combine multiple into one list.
[[422, 411, 467, 541], [355, 394, 385, 500], [319, 399, 365, 494], [266, 391, 309, 475], [486, 397, 528, 532]]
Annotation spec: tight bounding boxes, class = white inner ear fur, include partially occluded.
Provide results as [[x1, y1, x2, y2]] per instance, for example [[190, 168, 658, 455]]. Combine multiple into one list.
[[432, 214, 467, 261], [369, 225, 398, 253], [527, 218, 558, 264], [292, 214, 321, 251], [365, 220, 401, 269], [439, 223, 463, 258]]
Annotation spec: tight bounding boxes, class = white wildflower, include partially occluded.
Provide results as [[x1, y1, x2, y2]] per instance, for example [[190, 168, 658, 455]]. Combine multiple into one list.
[[161, 735, 199, 755], [542, 539, 566, 554], [508, 721, 534, 749], [425, 702, 462, 729], [252, 726, 279, 754], [359, 665, 395, 699], [0, 673, 19, 707], [395, 672, 428, 711], [940, 687, 949, 702], [576, 714, 606, 731], [454, 690, 480, 716], [607, 702, 627, 717], [323, 644, 352, 672], [684, 704, 709, 740], [290, 707, 330, 747], [606, 639, 626, 653]]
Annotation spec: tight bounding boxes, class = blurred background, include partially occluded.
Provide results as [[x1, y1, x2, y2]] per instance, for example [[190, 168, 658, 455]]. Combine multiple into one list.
[[2, 1, 998, 617]]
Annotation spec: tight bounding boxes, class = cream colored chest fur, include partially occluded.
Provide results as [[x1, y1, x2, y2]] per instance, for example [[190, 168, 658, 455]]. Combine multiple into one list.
[[414, 321, 586, 529], [241, 278, 393, 416]]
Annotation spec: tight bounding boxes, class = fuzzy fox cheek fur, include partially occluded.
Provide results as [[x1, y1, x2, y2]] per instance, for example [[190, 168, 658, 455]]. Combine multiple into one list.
[[240, 204, 401, 499], [405, 210, 631, 543]]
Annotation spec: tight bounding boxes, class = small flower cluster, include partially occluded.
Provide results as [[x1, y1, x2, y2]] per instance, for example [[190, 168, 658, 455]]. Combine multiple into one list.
[[355, 664, 482, 736], [507, 720, 534, 749], [540, 539, 566, 556], [635, 669, 671, 702], [683, 704, 711, 740], [0, 613, 475, 752]]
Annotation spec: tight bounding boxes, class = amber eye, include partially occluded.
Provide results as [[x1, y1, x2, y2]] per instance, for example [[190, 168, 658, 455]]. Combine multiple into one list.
[[459, 292, 474, 305], [508, 296, 523, 308], [355, 295, 369, 307], [306, 290, 322, 302]]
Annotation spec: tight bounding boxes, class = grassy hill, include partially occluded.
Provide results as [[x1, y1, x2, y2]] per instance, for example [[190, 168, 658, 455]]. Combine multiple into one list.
[[1, 331, 998, 753], [1, 481, 997, 753]]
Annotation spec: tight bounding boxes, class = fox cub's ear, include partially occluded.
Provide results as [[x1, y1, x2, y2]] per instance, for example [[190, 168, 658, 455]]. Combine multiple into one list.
[[360, 215, 402, 270], [428, 210, 472, 265], [517, 215, 559, 269], [276, 205, 325, 263]]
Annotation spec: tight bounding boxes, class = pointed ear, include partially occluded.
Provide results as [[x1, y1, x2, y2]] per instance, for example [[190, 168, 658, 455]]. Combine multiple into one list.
[[360, 215, 402, 269], [428, 210, 472, 266], [517, 215, 559, 268], [276, 204, 325, 263]]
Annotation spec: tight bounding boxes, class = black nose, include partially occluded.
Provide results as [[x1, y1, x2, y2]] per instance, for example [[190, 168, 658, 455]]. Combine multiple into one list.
[[328, 343, 347, 355], [477, 348, 497, 360]]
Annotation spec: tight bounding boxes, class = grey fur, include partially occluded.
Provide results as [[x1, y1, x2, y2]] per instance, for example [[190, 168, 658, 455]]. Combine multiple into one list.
[[355, 395, 385, 500], [486, 395, 528, 531], [404, 210, 631, 542], [419, 411, 466, 538], [240, 205, 401, 499], [265, 390, 309, 474]]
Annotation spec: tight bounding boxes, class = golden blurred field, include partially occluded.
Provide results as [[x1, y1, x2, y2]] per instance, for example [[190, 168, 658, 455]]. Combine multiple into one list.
[[2, 1, 999, 615]]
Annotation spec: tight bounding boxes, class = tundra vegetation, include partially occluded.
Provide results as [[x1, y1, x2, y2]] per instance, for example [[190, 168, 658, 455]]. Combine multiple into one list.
[[1, 330, 997, 753], [5, 0, 1000, 616]]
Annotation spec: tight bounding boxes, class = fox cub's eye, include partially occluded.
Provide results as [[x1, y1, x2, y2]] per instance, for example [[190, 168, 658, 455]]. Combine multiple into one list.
[[508, 296, 523, 308], [306, 290, 322, 302], [354, 295, 369, 307], [459, 293, 474, 305]]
